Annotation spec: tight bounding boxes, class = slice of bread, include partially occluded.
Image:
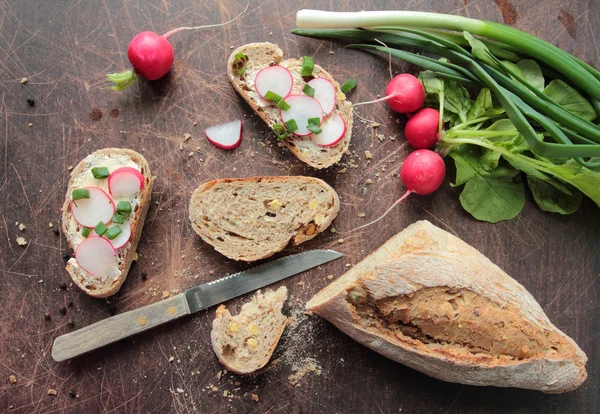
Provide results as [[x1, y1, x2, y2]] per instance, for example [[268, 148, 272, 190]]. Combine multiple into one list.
[[61, 148, 153, 298], [227, 42, 353, 169], [211, 287, 288, 374], [189, 176, 340, 261]]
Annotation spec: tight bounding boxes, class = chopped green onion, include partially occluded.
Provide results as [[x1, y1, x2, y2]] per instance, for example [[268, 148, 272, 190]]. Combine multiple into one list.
[[307, 124, 323, 134], [273, 124, 287, 140], [307, 117, 321, 126], [301, 56, 314, 76], [116, 201, 132, 216], [264, 91, 292, 110], [112, 214, 126, 224], [91, 167, 110, 179], [105, 226, 122, 240], [72, 189, 90, 201], [340, 78, 357, 94], [94, 221, 108, 236], [302, 84, 315, 97], [285, 119, 298, 133], [234, 52, 247, 75], [276, 99, 291, 111], [81, 228, 90, 238]]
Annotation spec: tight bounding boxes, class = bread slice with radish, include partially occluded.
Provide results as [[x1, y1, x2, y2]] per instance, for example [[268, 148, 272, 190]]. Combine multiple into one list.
[[227, 42, 353, 169], [189, 176, 339, 261], [61, 148, 153, 298]]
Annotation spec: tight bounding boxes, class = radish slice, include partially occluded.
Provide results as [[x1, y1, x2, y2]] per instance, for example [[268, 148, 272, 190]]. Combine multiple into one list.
[[307, 78, 336, 115], [71, 187, 115, 228], [280, 95, 324, 136], [310, 112, 346, 147], [108, 221, 131, 249], [254, 66, 293, 100], [205, 120, 242, 150], [109, 167, 144, 197], [75, 236, 119, 279]]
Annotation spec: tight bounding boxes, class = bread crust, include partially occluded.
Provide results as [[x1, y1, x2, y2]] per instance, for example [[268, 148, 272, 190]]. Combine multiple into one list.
[[61, 148, 153, 298], [227, 42, 353, 169], [189, 176, 340, 262], [307, 220, 587, 393]]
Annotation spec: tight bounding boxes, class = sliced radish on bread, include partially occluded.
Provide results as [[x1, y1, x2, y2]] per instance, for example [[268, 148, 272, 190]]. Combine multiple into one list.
[[109, 167, 144, 197], [254, 66, 293, 100], [205, 120, 243, 150], [108, 221, 131, 249], [307, 78, 336, 115], [311, 112, 346, 147], [75, 236, 119, 279], [280, 95, 324, 136], [71, 187, 115, 228]]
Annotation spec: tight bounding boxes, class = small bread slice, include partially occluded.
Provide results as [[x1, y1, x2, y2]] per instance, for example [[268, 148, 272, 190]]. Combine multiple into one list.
[[227, 42, 353, 169], [61, 148, 153, 298], [307, 221, 587, 393], [189, 176, 339, 261], [211, 287, 288, 374]]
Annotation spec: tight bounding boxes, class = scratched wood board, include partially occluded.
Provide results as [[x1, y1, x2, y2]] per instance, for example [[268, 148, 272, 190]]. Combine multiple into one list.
[[0, 0, 598, 412]]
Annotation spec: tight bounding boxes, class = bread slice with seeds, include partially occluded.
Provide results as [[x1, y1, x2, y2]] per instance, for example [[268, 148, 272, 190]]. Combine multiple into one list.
[[211, 286, 288, 374], [189, 176, 339, 261], [227, 42, 353, 169]]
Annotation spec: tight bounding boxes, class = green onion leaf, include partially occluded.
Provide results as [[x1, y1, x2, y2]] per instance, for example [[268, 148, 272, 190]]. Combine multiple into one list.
[[234, 52, 247, 75], [112, 214, 126, 224], [264, 91, 291, 110], [301, 56, 315, 76], [94, 221, 108, 236], [285, 119, 298, 133], [105, 226, 122, 240], [116, 201, 132, 216], [307, 117, 321, 126], [307, 124, 323, 134], [72, 189, 90, 201], [341, 78, 357, 94], [302, 84, 315, 97], [276, 99, 291, 111], [91, 167, 110, 179], [273, 124, 287, 140], [81, 228, 90, 238]]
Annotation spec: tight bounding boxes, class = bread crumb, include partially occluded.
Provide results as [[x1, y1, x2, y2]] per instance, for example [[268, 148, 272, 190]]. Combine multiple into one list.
[[371, 122, 381, 128], [364, 150, 372, 160], [49, 223, 53, 228], [28, 123, 33, 127], [251, 393, 259, 402], [16, 237, 27, 246], [176, 388, 184, 393], [168, 356, 175, 362], [303, 310, 314, 316], [162, 291, 170, 299], [269, 32, 272, 36], [183, 133, 192, 141], [297, 281, 304, 287], [67, 165, 73, 171], [365, 179, 374, 185], [47, 389, 57, 396], [345, 263, 352, 268], [9, 375, 17, 383], [20, 78, 28, 84], [18, 223, 26, 231], [358, 212, 366, 218], [337, 238, 344, 244], [327, 274, 334, 280], [288, 358, 322, 387], [188, 152, 194, 157]]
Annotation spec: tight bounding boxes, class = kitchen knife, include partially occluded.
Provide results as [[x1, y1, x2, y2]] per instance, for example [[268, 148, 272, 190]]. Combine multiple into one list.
[[51, 249, 342, 361]]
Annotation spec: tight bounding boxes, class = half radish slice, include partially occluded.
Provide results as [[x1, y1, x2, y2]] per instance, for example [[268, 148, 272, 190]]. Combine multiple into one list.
[[254, 66, 293, 100], [108, 221, 131, 249], [75, 236, 119, 279], [205, 120, 242, 150], [307, 78, 336, 115], [280, 95, 324, 136], [109, 167, 144, 197], [71, 187, 115, 228], [311, 112, 346, 147]]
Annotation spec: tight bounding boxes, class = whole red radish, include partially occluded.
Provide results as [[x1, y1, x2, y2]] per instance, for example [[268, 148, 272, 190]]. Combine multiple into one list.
[[404, 108, 441, 149], [352, 73, 425, 117], [107, 5, 248, 90]]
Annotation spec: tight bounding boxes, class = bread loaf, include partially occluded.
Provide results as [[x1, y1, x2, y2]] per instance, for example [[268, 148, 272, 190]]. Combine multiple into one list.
[[307, 221, 587, 393]]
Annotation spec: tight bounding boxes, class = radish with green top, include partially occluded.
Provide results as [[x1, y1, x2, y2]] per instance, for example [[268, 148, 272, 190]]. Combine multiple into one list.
[[404, 108, 442, 149], [353, 74, 425, 114], [107, 5, 248, 90]]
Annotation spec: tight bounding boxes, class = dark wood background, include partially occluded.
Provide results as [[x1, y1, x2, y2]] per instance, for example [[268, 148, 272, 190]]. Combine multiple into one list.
[[1, 0, 598, 413]]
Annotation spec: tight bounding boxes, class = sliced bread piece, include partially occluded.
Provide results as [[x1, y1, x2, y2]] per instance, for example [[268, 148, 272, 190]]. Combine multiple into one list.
[[189, 176, 339, 261], [227, 42, 353, 169], [211, 286, 288, 374], [61, 148, 153, 298], [307, 221, 587, 393]]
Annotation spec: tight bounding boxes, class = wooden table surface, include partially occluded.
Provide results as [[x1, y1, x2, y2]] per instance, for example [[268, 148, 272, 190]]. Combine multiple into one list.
[[1, 0, 598, 413]]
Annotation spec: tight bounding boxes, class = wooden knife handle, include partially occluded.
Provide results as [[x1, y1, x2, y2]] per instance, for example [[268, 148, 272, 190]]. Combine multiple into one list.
[[52, 293, 191, 361]]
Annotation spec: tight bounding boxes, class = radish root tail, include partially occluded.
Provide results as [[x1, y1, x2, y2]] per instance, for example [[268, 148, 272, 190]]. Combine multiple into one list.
[[339, 190, 412, 234], [162, 3, 249, 39]]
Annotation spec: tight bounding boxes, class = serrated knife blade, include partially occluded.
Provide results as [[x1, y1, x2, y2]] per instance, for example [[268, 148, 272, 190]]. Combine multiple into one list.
[[52, 249, 342, 361]]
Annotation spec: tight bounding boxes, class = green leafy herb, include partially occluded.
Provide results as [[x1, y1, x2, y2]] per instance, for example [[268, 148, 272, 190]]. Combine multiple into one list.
[[285, 119, 298, 133], [91, 167, 110, 179], [273, 124, 287, 140], [105, 226, 122, 240], [516, 59, 544, 91], [81, 228, 90, 238], [543, 79, 597, 121], [307, 124, 322, 134], [340, 78, 357, 94], [301, 56, 314, 76], [94, 221, 108, 236], [527, 176, 582, 214], [234, 52, 247, 75], [112, 214, 126, 224], [302, 84, 315, 97], [116, 201, 132, 216], [72, 189, 90, 201]]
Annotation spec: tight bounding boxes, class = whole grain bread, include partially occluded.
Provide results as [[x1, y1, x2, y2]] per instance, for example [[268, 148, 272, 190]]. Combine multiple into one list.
[[227, 42, 353, 169], [211, 287, 288, 374], [61, 148, 153, 298], [307, 221, 587, 393], [189, 176, 339, 261]]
